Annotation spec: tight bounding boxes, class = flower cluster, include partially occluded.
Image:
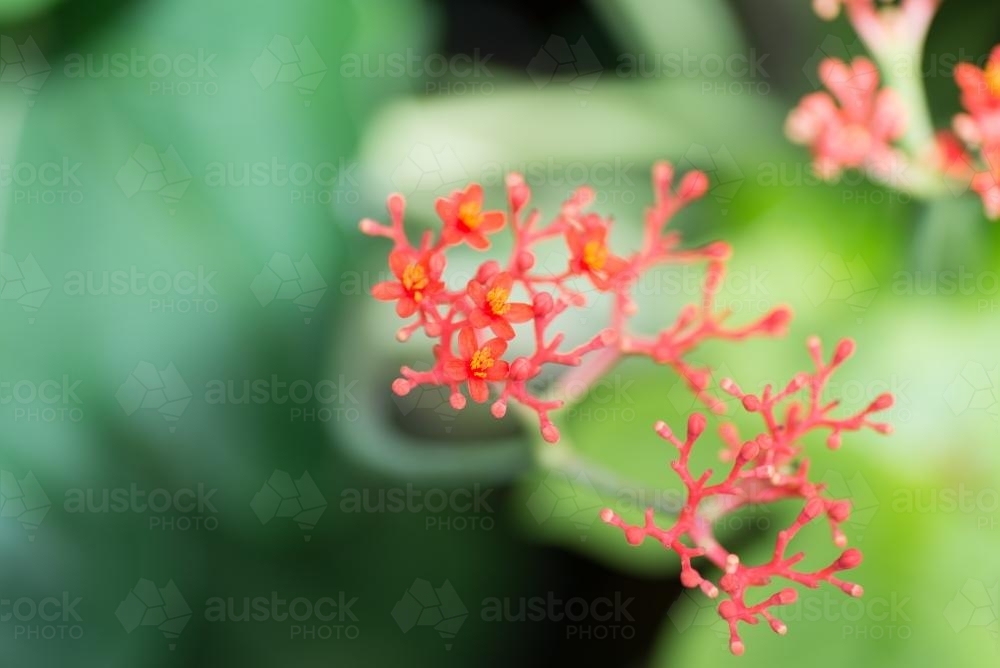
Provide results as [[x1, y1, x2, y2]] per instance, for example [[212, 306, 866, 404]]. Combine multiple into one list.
[[602, 336, 894, 655], [792, 0, 1000, 220], [785, 57, 907, 181], [360, 164, 792, 443], [953, 46, 1000, 218]]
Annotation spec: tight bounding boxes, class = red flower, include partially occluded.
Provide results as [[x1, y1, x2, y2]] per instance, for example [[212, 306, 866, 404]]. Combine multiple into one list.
[[436, 184, 505, 249], [954, 45, 1000, 149], [467, 272, 534, 339], [566, 214, 628, 289], [972, 146, 1000, 219], [444, 328, 509, 402], [371, 249, 444, 317], [785, 57, 906, 180]]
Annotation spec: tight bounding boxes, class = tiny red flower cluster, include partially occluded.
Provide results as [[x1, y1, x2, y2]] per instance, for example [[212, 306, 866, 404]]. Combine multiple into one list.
[[602, 336, 894, 655], [953, 46, 1000, 218], [792, 0, 1000, 220], [785, 57, 906, 181], [360, 163, 792, 443]]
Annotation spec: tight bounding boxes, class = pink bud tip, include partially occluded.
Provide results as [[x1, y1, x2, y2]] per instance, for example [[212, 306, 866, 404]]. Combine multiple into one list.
[[690, 370, 710, 391], [599, 508, 615, 523], [778, 588, 798, 605], [813, 0, 841, 20], [730, 640, 745, 656], [742, 395, 760, 412], [688, 413, 707, 438], [869, 393, 894, 411], [491, 401, 507, 418], [763, 307, 792, 334], [516, 251, 535, 271], [653, 161, 674, 192], [843, 583, 864, 597], [770, 619, 788, 635], [533, 292, 554, 315], [679, 170, 710, 200], [625, 527, 645, 545], [833, 338, 856, 364], [718, 600, 738, 620], [392, 379, 412, 396], [680, 570, 701, 588], [826, 432, 842, 450], [598, 328, 618, 346], [808, 335, 822, 355], [738, 441, 760, 462], [837, 548, 863, 569], [396, 329, 411, 342], [510, 358, 534, 380], [541, 423, 560, 443], [720, 378, 735, 393], [828, 500, 851, 522], [801, 497, 824, 521], [450, 393, 466, 410], [359, 218, 382, 235], [725, 554, 740, 573], [654, 420, 672, 439], [704, 241, 732, 260], [387, 193, 405, 219], [476, 261, 501, 282]]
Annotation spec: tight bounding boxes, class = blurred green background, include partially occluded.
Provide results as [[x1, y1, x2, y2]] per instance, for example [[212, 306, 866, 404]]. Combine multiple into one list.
[[0, 0, 998, 665]]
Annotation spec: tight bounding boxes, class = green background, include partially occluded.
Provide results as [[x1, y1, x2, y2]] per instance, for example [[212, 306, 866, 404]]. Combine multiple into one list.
[[0, 0, 998, 665]]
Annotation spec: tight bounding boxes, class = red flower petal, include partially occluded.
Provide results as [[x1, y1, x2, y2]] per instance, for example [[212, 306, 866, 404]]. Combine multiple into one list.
[[483, 338, 508, 358], [486, 360, 509, 381], [371, 281, 404, 300], [458, 327, 478, 358], [462, 183, 483, 205], [468, 378, 489, 403], [396, 297, 417, 317], [506, 303, 534, 323], [479, 211, 505, 233], [492, 272, 513, 292], [468, 309, 492, 329], [444, 360, 467, 381], [467, 280, 487, 304], [388, 249, 414, 278], [466, 233, 490, 250], [491, 318, 515, 340]]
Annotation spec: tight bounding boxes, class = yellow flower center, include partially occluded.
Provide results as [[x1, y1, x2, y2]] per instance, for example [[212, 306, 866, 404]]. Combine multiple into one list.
[[582, 240, 608, 271], [469, 348, 495, 378], [986, 62, 1000, 98], [486, 286, 510, 316], [402, 263, 429, 300], [458, 201, 483, 230]]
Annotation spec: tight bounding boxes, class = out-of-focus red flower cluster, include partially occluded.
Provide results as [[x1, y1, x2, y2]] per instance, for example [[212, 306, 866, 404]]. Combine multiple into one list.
[[791, 0, 1000, 220], [953, 46, 1000, 219], [602, 337, 895, 655], [785, 57, 907, 182], [360, 163, 792, 443]]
